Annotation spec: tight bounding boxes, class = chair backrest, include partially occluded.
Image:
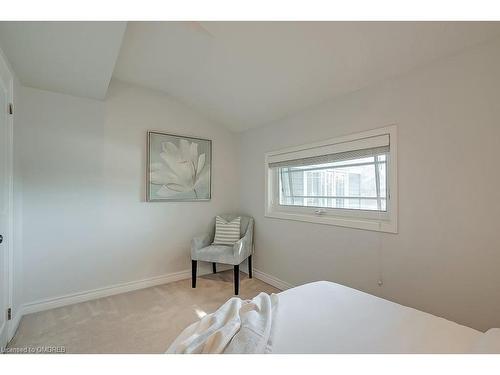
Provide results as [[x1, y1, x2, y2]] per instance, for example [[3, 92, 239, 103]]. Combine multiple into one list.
[[217, 214, 253, 237]]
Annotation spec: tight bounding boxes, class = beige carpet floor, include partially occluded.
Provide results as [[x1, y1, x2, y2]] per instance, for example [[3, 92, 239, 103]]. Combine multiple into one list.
[[8, 271, 279, 353]]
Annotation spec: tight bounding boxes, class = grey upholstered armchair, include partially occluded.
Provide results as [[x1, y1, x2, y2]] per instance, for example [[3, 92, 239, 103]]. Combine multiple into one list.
[[191, 215, 254, 295]]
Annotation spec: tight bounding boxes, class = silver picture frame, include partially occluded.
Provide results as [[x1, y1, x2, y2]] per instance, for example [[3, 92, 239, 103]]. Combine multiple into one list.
[[146, 131, 212, 202]]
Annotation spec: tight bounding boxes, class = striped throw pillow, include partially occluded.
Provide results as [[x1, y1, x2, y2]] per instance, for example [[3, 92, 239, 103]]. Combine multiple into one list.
[[212, 216, 241, 245]]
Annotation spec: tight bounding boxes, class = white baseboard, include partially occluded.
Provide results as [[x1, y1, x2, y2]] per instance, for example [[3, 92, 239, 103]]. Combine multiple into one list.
[[21, 269, 192, 316], [253, 269, 294, 291]]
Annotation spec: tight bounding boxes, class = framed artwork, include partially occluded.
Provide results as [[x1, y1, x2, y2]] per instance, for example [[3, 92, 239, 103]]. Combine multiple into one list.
[[147, 131, 212, 201]]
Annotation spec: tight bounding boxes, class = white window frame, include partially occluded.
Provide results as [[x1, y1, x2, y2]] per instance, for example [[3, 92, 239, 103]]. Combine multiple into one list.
[[264, 125, 398, 233]]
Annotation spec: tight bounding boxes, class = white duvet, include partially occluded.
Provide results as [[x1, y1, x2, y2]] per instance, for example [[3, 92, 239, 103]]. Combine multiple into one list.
[[272, 281, 482, 353]]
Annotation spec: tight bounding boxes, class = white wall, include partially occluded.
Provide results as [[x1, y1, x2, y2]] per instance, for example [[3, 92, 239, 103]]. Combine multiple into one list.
[[239, 37, 500, 331], [15, 80, 240, 305]]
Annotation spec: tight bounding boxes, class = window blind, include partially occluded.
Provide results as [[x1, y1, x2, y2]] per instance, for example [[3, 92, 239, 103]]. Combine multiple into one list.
[[268, 134, 390, 169]]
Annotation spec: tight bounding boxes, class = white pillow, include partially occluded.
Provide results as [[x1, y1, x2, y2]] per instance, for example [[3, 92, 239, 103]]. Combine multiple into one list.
[[213, 216, 241, 246], [470, 328, 500, 353]]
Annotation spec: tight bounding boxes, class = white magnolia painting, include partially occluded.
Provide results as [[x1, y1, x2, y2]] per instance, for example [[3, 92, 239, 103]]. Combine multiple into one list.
[[147, 131, 211, 201]]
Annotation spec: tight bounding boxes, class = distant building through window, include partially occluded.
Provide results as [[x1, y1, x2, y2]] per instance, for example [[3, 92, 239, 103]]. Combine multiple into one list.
[[279, 154, 387, 212]]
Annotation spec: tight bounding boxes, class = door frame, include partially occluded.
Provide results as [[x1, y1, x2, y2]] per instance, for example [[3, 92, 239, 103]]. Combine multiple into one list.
[[0, 49, 14, 346]]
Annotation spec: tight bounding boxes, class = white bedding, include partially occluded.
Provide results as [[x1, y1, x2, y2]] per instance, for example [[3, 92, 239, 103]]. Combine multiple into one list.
[[167, 292, 278, 354], [271, 281, 482, 354]]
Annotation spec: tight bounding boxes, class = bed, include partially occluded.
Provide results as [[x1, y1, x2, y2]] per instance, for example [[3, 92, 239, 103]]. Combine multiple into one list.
[[168, 281, 500, 354], [271, 281, 481, 353]]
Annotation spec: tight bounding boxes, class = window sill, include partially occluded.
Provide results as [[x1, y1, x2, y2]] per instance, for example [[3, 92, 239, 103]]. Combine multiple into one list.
[[265, 209, 397, 233]]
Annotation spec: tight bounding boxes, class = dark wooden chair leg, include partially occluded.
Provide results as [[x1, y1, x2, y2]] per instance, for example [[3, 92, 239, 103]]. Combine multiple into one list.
[[192, 260, 197, 288], [234, 264, 240, 295], [212, 262, 217, 274], [248, 255, 253, 279]]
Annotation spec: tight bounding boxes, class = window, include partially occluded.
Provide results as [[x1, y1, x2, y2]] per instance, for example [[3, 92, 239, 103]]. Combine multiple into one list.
[[278, 153, 387, 211], [265, 126, 397, 233]]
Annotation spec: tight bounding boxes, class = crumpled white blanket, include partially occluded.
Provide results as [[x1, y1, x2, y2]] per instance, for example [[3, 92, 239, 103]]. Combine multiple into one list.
[[166, 292, 279, 354]]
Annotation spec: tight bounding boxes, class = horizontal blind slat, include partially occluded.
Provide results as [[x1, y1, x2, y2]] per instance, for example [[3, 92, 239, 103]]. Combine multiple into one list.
[[269, 145, 389, 169]]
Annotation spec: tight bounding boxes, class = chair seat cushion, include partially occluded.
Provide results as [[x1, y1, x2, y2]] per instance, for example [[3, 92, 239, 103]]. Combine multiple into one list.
[[192, 244, 236, 265]]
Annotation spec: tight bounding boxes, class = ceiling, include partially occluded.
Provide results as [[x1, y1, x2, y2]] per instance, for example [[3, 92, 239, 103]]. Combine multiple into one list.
[[114, 22, 500, 130], [1, 21, 500, 130], [0, 22, 126, 99]]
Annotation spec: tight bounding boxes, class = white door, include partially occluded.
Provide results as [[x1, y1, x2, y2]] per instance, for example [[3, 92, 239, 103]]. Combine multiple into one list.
[[0, 68, 11, 349]]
